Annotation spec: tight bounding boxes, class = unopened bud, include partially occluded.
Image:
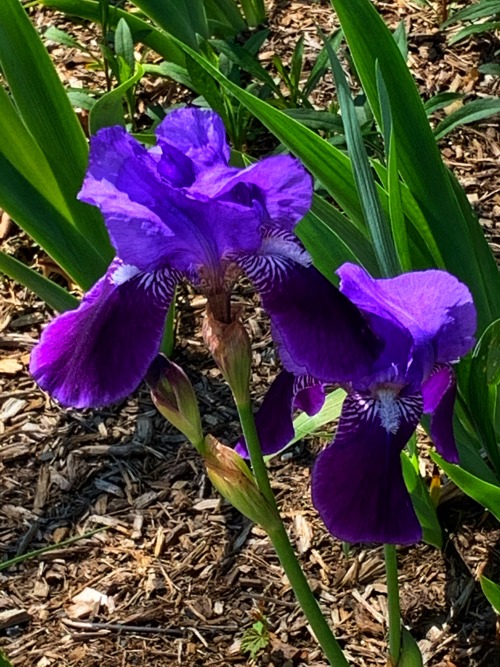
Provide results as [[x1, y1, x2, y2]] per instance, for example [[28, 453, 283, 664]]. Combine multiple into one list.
[[146, 355, 204, 451], [203, 435, 279, 531], [202, 307, 252, 405]]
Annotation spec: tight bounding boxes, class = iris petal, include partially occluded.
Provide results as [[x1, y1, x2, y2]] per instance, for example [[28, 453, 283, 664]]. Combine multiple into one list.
[[155, 108, 231, 169], [422, 363, 459, 463], [337, 263, 476, 369], [192, 156, 313, 231], [79, 125, 264, 276], [235, 371, 325, 458], [30, 261, 177, 408], [312, 391, 423, 544], [239, 235, 380, 382]]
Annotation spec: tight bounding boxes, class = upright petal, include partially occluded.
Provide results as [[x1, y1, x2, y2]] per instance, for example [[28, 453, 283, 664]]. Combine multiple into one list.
[[79, 125, 263, 276], [312, 391, 423, 544], [422, 364, 459, 463], [238, 236, 380, 383], [78, 126, 184, 272], [30, 261, 177, 408], [337, 264, 476, 365], [235, 371, 325, 458], [155, 108, 231, 169], [193, 156, 313, 231]]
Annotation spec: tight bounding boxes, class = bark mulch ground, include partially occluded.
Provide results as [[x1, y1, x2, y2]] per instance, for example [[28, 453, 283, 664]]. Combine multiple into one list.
[[1, 1, 499, 665]]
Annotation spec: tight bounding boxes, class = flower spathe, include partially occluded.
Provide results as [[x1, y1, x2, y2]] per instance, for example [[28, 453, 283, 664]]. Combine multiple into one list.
[[312, 264, 476, 544], [31, 108, 377, 408]]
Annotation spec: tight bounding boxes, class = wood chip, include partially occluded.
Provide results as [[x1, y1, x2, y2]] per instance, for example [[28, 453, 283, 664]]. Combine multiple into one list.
[[0, 608, 32, 629]]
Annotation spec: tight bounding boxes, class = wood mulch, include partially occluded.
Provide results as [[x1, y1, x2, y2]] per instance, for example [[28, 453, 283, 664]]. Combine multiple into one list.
[[1, 1, 500, 665]]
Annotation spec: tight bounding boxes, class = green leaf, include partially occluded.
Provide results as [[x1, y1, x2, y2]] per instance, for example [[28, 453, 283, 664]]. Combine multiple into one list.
[[443, 0, 500, 26], [283, 108, 344, 132], [241, 620, 270, 659], [329, 0, 500, 331], [67, 90, 97, 110], [287, 389, 346, 450], [290, 35, 305, 96], [209, 38, 282, 97], [392, 21, 408, 62], [324, 34, 400, 276], [480, 575, 500, 615], [0, 0, 110, 251], [0, 87, 72, 222], [297, 196, 378, 278], [467, 319, 500, 474], [204, 0, 246, 34], [115, 18, 136, 76], [472, 318, 500, 389], [377, 66, 411, 271], [130, 0, 208, 50], [452, 391, 500, 484], [185, 54, 227, 121], [449, 20, 500, 44], [0, 252, 78, 312], [40, 0, 184, 65], [44, 25, 89, 52], [398, 627, 424, 667], [434, 97, 500, 140], [239, 0, 266, 26], [432, 452, 500, 521], [0, 650, 14, 667], [401, 453, 443, 549], [303, 29, 343, 99], [89, 62, 144, 134], [478, 62, 500, 76], [423, 91, 464, 115], [0, 154, 106, 289], [143, 62, 193, 90]]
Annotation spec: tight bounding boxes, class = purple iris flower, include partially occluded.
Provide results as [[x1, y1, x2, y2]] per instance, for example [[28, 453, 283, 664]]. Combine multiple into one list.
[[30, 108, 377, 408], [241, 263, 476, 545]]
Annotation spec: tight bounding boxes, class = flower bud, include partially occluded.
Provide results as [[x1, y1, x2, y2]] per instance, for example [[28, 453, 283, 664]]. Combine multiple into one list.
[[202, 307, 252, 405], [203, 435, 280, 532], [146, 355, 204, 452]]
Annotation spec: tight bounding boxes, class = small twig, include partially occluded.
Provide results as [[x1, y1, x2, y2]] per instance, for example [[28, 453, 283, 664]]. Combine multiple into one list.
[[61, 618, 184, 636]]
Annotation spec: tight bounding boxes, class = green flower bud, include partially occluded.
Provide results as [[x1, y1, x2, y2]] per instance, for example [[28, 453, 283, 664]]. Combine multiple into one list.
[[203, 435, 280, 532], [146, 355, 204, 452]]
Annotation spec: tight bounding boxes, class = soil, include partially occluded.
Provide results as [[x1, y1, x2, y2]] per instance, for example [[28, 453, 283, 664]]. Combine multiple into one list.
[[1, 1, 500, 666]]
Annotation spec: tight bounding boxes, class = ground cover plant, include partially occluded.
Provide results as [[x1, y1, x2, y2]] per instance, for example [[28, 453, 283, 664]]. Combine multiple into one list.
[[0, 0, 499, 665]]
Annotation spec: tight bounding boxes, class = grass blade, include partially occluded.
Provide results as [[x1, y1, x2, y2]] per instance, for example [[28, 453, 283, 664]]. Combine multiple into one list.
[[40, 0, 185, 65], [324, 36, 400, 276], [0, 252, 79, 312], [0, 154, 108, 289], [0, 0, 110, 251], [89, 63, 144, 134], [330, 0, 500, 330], [433, 97, 500, 140]]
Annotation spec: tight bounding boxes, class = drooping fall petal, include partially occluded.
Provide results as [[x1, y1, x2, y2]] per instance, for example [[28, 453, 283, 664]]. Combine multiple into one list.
[[235, 370, 325, 458], [30, 261, 177, 408], [312, 391, 423, 544]]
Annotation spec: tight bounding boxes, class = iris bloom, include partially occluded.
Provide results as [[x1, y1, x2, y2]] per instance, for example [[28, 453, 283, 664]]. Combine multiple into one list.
[[240, 263, 476, 545], [30, 108, 376, 408]]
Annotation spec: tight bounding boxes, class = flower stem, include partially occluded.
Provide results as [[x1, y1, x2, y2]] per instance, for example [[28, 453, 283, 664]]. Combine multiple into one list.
[[236, 399, 349, 667], [384, 544, 401, 664]]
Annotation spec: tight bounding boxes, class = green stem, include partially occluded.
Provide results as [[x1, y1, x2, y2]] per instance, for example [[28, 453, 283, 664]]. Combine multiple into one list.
[[384, 544, 401, 664], [237, 399, 349, 667]]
